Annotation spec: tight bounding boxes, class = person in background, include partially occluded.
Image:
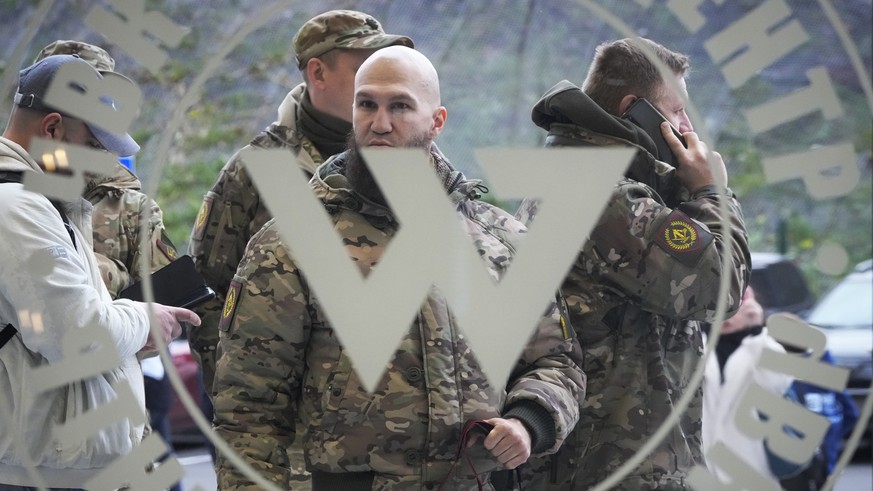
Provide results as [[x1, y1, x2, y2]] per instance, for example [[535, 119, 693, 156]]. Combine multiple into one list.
[[780, 341, 859, 490], [515, 37, 751, 490], [34, 40, 184, 491], [701, 286, 797, 487]]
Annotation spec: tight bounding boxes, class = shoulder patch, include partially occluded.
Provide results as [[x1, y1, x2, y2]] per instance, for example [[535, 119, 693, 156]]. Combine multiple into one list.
[[192, 196, 212, 241], [654, 210, 713, 266], [156, 231, 178, 260], [219, 280, 242, 333]]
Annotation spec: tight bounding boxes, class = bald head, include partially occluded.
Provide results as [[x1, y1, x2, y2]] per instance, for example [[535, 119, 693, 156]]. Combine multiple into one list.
[[352, 45, 446, 150], [355, 45, 441, 108]]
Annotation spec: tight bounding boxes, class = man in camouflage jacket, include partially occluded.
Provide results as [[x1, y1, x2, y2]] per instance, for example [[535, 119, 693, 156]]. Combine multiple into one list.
[[212, 46, 585, 490], [515, 38, 751, 490], [188, 10, 413, 394], [34, 41, 178, 295]]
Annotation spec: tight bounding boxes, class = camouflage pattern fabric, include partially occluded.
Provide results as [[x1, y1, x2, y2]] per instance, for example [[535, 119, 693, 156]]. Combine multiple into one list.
[[85, 163, 176, 298], [34, 39, 116, 71], [212, 149, 585, 490], [293, 9, 413, 67], [515, 83, 751, 491], [187, 83, 326, 490], [188, 82, 323, 392]]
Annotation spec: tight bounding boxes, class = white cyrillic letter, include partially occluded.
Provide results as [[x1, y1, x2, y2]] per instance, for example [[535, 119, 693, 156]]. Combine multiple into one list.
[[762, 143, 859, 199], [704, 0, 809, 88], [735, 383, 829, 465], [30, 323, 120, 393], [54, 380, 147, 448], [666, 0, 726, 34], [760, 313, 850, 391], [27, 138, 119, 202], [85, 0, 188, 74], [43, 60, 141, 135], [745, 67, 843, 134], [85, 435, 186, 491], [688, 442, 782, 491]]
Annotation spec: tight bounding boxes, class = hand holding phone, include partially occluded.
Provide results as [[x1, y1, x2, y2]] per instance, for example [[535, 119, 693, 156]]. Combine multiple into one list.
[[621, 98, 686, 167]]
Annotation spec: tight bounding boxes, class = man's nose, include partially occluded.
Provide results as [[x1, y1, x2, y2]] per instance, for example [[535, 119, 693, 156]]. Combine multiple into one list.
[[372, 109, 392, 133], [678, 113, 693, 134]]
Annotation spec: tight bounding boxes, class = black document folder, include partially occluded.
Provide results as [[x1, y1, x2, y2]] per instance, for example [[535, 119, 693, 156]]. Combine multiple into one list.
[[119, 255, 215, 309]]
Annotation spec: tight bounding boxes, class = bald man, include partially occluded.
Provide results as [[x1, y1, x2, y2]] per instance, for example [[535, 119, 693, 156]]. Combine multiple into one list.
[[212, 46, 584, 490]]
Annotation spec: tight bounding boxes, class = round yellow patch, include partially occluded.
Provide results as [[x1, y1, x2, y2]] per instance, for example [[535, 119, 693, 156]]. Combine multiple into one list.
[[662, 219, 698, 251]]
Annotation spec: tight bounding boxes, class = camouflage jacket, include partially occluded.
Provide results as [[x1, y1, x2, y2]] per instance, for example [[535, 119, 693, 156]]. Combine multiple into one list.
[[84, 164, 176, 298], [212, 149, 585, 490], [516, 81, 751, 491], [187, 83, 325, 391]]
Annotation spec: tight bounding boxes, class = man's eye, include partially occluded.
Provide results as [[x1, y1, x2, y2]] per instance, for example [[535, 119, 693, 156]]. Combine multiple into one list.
[[391, 103, 409, 111], [357, 100, 376, 109]]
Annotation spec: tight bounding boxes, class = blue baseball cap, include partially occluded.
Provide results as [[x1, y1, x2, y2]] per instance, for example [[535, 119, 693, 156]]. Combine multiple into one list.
[[14, 54, 140, 156]]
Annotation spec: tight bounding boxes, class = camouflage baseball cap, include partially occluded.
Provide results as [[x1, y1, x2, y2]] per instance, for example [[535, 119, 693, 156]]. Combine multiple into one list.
[[35, 40, 116, 72], [293, 10, 414, 68]]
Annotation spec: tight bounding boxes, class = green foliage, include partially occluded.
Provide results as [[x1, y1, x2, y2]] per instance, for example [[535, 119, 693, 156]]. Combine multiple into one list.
[[155, 158, 225, 252]]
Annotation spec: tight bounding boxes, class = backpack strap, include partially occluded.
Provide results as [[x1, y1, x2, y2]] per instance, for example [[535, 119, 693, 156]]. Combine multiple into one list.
[[0, 324, 16, 350]]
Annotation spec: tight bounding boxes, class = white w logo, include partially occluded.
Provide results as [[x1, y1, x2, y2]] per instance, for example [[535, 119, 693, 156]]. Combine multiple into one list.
[[244, 147, 632, 391]]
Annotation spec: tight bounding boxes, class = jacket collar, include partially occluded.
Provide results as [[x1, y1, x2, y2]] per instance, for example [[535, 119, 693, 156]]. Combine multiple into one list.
[[532, 80, 684, 202]]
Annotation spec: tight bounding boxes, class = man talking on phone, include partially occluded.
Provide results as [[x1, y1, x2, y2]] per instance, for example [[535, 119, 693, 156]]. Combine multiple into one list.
[[514, 37, 751, 490]]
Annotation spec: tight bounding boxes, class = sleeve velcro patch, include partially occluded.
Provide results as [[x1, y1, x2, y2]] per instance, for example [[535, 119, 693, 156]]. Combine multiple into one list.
[[218, 280, 242, 333], [192, 196, 212, 241], [653, 210, 714, 266], [156, 231, 178, 261]]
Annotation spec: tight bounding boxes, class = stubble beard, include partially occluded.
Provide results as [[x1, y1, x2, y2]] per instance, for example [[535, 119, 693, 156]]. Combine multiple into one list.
[[345, 131, 433, 206]]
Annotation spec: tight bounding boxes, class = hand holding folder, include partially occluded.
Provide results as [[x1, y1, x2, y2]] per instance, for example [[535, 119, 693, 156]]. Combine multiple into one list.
[[119, 255, 215, 309]]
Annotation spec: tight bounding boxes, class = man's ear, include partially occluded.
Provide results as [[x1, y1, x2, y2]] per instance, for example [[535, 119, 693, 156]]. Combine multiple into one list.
[[306, 58, 326, 87], [431, 106, 447, 137], [617, 95, 638, 116], [40, 113, 64, 140]]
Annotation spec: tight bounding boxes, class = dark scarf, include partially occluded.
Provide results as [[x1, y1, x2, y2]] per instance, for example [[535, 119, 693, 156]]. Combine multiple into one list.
[[298, 91, 352, 160]]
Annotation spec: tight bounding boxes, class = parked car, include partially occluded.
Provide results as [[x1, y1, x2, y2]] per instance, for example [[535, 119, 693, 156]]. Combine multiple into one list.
[[167, 337, 208, 445], [750, 252, 815, 318], [806, 259, 873, 447]]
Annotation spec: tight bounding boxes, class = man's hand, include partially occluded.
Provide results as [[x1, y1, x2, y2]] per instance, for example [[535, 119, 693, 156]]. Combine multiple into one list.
[[481, 417, 532, 469], [662, 122, 728, 193], [139, 304, 201, 355]]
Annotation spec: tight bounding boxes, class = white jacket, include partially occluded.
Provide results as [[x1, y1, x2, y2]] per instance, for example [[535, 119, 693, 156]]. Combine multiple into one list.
[[0, 137, 150, 487], [702, 328, 793, 485]]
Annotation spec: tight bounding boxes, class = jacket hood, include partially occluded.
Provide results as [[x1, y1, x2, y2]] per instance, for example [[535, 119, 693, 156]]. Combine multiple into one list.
[[313, 143, 481, 221], [276, 82, 306, 130], [532, 80, 684, 203], [533, 80, 660, 156]]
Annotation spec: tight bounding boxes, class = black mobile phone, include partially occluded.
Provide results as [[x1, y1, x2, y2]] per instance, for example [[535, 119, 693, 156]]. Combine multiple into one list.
[[621, 98, 686, 167]]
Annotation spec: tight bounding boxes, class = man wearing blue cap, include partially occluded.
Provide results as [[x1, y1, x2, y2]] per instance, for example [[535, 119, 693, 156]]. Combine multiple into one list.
[[0, 54, 200, 489]]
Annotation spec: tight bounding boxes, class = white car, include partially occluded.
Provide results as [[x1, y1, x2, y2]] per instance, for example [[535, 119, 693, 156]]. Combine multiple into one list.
[[806, 259, 873, 446]]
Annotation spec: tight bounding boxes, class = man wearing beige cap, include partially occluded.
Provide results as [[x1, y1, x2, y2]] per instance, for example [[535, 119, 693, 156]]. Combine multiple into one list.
[[188, 9, 412, 398], [186, 9, 411, 489]]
